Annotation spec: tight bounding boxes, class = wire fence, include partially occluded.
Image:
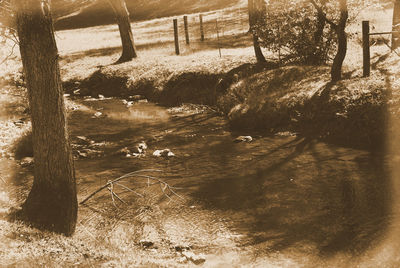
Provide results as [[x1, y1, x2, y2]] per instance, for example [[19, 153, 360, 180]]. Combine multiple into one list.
[[131, 5, 251, 56]]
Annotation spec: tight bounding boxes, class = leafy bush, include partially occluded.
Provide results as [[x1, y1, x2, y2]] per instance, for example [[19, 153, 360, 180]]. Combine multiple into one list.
[[255, 0, 337, 65]]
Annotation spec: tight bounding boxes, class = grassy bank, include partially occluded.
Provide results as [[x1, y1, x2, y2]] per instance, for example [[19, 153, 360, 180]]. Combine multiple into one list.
[[61, 51, 398, 150]]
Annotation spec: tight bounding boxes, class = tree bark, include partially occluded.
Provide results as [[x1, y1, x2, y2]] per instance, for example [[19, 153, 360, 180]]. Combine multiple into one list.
[[108, 0, 137, 63], [393, 0, 400, 49], [331, 0, 348, 81], [15, 0, 77, 236], [248, 0, 266, 63]]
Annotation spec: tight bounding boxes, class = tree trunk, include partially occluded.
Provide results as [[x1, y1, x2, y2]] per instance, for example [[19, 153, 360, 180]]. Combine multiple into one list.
[[314, 10, 326, 44], [15, 0, 77, 236], [331, 0, 348, 82], [248, 0, 266, 63], [393, 0, 400, 49], [311, 1, 327, 64], [108, 0, 137, 63]]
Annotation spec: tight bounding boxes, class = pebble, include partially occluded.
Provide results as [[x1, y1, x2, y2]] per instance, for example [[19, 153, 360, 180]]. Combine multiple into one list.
[[20, 157, 34, 167], [234, 136, 253, 143], [92, 112, 103, 118]]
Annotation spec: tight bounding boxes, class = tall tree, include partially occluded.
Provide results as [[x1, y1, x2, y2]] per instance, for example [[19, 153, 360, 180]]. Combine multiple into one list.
[[14, 0, 77, 235], [248, 0, 266, 63], [393, 0, 400, 49], [310, 0, 348, 81], [107, 0, 137, 63]]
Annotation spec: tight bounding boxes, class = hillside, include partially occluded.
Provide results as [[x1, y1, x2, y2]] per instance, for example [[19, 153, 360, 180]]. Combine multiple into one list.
[[55, 0, 243, 30]]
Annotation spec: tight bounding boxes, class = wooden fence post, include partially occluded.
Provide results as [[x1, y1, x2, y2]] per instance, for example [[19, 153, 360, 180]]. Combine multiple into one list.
[[173, 19, 180, 55], [199, 14, 205, 41], [184, 16, 190, 44], [362, 20, 370, 77]]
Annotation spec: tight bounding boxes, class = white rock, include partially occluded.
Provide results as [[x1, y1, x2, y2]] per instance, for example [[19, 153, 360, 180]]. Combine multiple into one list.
[[20, 157, 34, 167], [153, 149, 175, 157], [138, 142, 148, 151], [234, 136, 253, 143], [93, 112, 102, 118]]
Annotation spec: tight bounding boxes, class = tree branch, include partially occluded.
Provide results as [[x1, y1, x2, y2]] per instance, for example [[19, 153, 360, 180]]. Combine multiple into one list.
[[308, 0, 338, 29]]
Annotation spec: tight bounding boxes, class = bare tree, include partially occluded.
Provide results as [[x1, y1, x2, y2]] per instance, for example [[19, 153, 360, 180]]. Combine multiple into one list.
[[310, 0, 348, 81], [248, 0, 266, 63], [107, 0, 137, 63], [14, 0, 77, 235]]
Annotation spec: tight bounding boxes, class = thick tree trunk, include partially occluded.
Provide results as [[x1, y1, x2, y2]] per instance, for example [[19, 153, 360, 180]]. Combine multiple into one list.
[[108, 0, 137, 62], [248, 0, 266, 63], [393, 0, 400, 49], [331, 0, 348, 82], [15, 0, 77, 236]]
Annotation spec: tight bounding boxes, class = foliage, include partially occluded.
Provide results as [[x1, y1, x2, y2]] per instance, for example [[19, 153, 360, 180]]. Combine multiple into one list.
[[254, 0, 336, 65], [255, 0, 382, 66]]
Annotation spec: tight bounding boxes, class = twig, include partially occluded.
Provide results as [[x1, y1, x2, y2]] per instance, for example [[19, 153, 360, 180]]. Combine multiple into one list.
[[108, 182, 116, 207], [378, 35, 400, 57], [79, 169, 183, 205], [114, 182, 144, 197], [0, 41, 16, 65], [111, 190, 127, 205]]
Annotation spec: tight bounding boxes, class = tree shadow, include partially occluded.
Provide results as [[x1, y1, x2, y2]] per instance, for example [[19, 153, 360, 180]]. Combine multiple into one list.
[[191, 136, 392, 256]]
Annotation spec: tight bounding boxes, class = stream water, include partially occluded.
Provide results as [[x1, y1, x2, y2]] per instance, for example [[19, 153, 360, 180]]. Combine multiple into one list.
[[70, 98, 396, 265], [1, 97, 398, 266]]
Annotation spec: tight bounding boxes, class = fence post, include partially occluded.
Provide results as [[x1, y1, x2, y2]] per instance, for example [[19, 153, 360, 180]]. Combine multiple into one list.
[[184, 16, 190, 45], [173, 19, 180, 55], [362, 20, 370, 77], [199, 14, 205, 41]]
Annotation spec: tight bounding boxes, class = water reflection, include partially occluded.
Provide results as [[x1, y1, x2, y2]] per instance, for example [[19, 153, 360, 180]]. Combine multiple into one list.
[[68, 99, 393, 259]]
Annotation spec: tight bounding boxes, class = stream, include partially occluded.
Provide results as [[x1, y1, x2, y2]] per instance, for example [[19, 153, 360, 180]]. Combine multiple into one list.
[[1, 96, 398, 266]]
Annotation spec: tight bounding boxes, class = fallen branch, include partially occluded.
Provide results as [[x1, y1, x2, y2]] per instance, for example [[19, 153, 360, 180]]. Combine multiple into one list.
[[80, 169, 183, 206]]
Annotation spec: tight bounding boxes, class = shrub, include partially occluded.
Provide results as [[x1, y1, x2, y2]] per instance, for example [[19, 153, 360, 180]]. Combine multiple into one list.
[[255, 0, 337, 65]]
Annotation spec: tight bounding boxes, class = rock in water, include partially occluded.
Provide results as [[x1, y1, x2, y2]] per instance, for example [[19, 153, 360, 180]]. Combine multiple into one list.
[[92, 112, 103, 118], [234, 136, 253, 143], [138, 141, 148, 151], [153, 149, 175, 157], [20, 157, 34, 167]]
